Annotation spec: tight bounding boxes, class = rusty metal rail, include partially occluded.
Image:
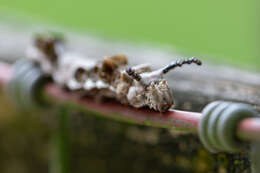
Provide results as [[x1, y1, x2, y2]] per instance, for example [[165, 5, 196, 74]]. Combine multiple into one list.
[[0, 61, 259, 142]]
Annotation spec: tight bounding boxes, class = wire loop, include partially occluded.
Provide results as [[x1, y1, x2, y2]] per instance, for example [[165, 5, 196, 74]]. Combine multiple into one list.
[[7, 59, 51, 109], [199, 101, 258, 153]]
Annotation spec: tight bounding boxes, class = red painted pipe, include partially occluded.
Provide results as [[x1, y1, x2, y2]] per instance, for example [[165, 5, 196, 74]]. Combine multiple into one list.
[[45, 83, 201, 132], [0, 62, 12, 86], [0, 62, 259, 141]]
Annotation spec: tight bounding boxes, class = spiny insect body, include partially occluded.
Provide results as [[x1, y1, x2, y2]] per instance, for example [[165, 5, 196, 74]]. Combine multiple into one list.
[[26, 34, 202, 112]]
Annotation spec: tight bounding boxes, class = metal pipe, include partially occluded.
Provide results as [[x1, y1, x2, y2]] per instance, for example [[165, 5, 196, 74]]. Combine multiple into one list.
[[44, 83, 201, 132], [0, 62, 259, 141]]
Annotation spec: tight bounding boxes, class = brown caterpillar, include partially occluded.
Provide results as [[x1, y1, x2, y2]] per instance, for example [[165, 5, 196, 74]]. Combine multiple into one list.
[[26, 34, 202, 112]]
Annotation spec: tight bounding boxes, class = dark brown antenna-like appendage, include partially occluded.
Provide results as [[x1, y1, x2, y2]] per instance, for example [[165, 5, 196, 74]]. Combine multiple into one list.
[[126, 67, 142, 81], [162, 57, 202, 74]]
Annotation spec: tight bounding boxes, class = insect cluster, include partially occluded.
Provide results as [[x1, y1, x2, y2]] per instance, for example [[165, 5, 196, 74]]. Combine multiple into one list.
[[26, 34, 202, 112]]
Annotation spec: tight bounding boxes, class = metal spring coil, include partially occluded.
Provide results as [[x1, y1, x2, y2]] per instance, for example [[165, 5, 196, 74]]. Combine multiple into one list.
[[7, 59, 51, 109], [199, 101, 259, 153]]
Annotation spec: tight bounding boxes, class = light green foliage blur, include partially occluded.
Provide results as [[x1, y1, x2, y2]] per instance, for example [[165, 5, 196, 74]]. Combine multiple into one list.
[[0, 0, 259, 69]]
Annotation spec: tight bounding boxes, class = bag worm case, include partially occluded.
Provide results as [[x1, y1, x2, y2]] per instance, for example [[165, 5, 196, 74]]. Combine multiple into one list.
[[26, 34, 202, 112]]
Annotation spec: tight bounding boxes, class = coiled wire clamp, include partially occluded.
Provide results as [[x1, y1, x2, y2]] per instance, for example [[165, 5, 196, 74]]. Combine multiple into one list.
[[199, 101, 260, 172], [7, 59, 51, 109], [199, 101, 259, 153]]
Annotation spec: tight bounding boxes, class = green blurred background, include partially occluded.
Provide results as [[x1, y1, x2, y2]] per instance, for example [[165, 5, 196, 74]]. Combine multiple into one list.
[[0, 0, 259, 69]]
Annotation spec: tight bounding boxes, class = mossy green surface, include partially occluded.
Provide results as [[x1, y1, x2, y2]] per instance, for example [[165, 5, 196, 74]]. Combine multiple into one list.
[[0, 89, 251, 173]]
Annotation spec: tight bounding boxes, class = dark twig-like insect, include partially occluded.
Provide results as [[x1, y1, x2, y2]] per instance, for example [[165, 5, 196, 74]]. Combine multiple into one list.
[[26, 33, 202, 112]]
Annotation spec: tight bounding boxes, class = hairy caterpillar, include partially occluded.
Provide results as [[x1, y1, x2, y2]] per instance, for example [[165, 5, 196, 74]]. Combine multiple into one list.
[[26, 33, 202, 112]]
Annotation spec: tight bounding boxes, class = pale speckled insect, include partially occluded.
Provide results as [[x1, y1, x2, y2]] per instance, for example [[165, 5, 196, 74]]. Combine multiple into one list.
[[27, 34, 202, 112]]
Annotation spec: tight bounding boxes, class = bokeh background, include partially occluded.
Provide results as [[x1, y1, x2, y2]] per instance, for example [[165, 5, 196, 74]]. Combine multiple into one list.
[[0, 1, 259, 173], [0, 0, 259, 69]]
